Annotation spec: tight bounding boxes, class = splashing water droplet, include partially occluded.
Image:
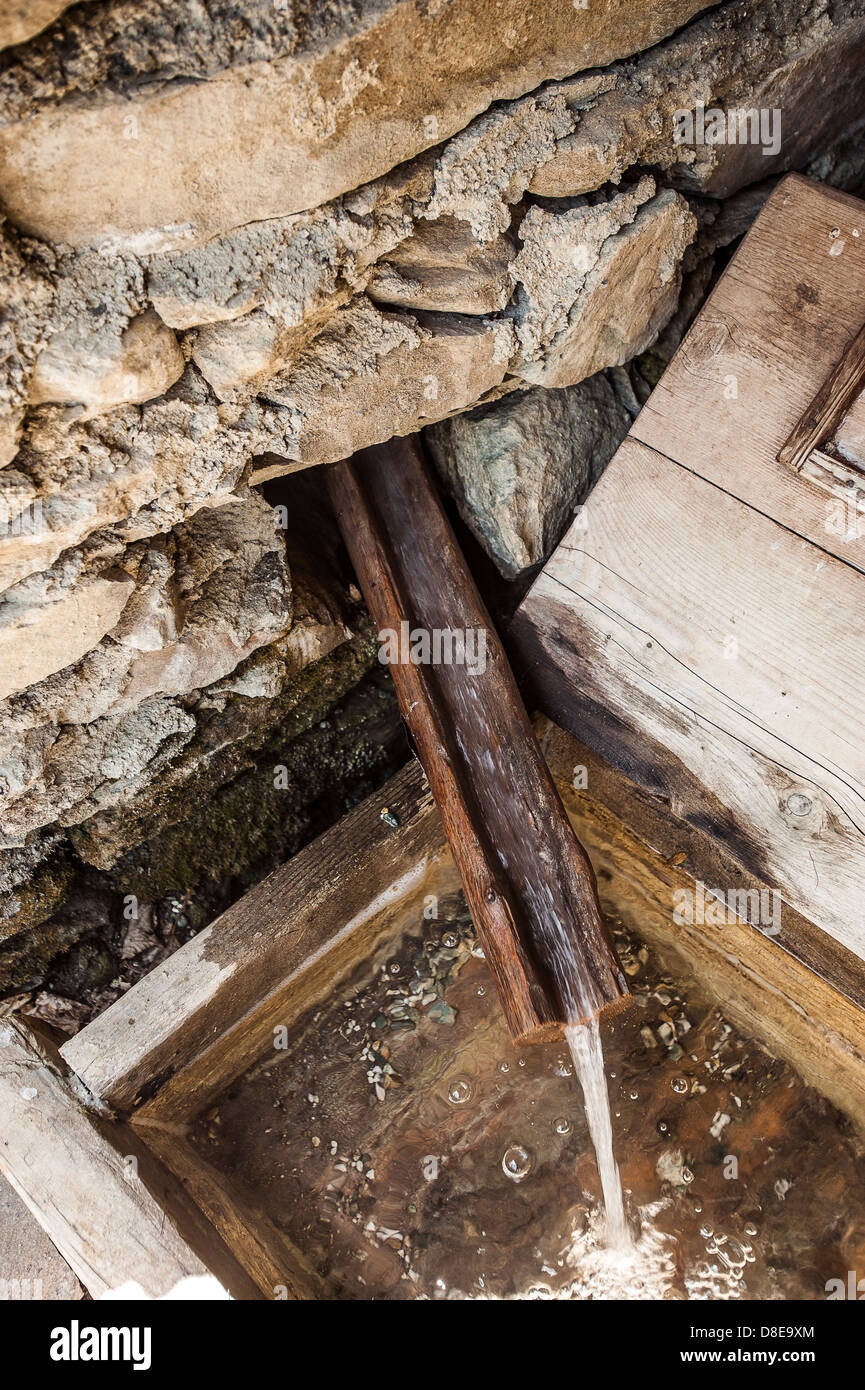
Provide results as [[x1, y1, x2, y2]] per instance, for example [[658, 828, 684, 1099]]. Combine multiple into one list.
[[447, 1077, 473, 1105], [502, 1144, 533, 1182]]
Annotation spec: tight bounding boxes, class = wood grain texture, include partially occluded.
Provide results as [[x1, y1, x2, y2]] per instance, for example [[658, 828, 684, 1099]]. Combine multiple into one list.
[[779, 319, 865, 471], [140, 1131, 321, 1300], [541, 730, 865, 1134], [327, 438, 630, 1042], [511, 437, 865, 984], [0, 1020, 262, 1300], [62, 760, 445, 1116], [632, 174, 865, 574]]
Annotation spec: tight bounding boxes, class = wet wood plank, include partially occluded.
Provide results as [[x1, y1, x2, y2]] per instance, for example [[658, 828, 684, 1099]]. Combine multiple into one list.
[[62, 761, 446, 1118], [328, 439, 629, 1044]]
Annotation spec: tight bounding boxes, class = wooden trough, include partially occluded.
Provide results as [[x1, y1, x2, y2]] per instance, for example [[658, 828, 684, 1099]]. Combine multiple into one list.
[[4, 174, 865, 1298]]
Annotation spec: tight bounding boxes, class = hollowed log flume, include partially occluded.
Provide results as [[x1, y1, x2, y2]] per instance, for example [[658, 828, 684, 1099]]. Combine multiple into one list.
[[327, 436, 631, 1044]]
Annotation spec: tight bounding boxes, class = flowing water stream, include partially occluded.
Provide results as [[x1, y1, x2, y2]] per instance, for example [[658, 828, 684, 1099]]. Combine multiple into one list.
[[566, 1018, 630, 1249]]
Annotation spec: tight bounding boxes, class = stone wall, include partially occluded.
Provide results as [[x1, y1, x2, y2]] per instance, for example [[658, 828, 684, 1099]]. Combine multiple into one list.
[[1, 0, 865, 998]]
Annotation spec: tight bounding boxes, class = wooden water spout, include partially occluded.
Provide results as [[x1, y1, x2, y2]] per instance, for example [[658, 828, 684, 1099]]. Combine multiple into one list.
[[327, 436, 631, 1045]]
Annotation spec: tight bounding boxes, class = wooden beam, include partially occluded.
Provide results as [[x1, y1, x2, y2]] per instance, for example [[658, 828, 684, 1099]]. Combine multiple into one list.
[[327, 438, 630, 1043], [62, 761, 447, 1118], [0, 1019, 262, 1299], [778, 319, 865, 472]]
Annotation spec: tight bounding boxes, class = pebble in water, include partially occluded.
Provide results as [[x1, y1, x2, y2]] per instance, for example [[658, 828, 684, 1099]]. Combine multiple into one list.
[[502, 1144, 533, 1182], [447, 1077, 473, 1105]]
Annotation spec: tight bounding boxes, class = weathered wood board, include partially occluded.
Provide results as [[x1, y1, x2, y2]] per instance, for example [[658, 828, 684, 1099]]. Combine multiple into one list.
[[630, 175, 865, 572], [511, 173, 865, 1015], [0, 1020, 262, 1299]]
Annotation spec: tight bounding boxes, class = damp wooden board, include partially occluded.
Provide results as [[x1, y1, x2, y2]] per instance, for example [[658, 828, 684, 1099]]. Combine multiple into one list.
[[510, 173, 865, 1014], [1, 741, 860, 1298]]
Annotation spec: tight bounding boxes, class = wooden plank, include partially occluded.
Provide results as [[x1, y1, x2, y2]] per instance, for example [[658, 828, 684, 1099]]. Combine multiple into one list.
[[0, 1019, 262, 1300], [62, 760, 446, 1115], [136, 848, 461, 1124], [327, 439, 630, 1043], [511, 437, 865, 983], [632, 175, 865, 572], [541, 728, 865, 1133], [779, 319, 865, 472], [139, 1131, 321, 1301]]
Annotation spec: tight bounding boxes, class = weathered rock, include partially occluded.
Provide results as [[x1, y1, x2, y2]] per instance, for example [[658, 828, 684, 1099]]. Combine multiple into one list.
[[0, 567, 136, 702], [426, 373, 632, 577], [512, 185, 697, 389], [368, 217, 514, 315], [0, 220, 53, 467], [0, 367, 253, 593], [530, 0, 865, 201], [250, 297, 515, 474], [0, 494, 297, 843], [0, 0, 709, 248], [29, 306, 184, 408], [0, 1, 88, 52]]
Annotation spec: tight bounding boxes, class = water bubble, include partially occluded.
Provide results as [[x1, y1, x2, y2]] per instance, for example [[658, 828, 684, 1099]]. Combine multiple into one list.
[[387, 960, 401, 976], [517, 1057, 527, 1068], [471, 942, 486, 959], [629, 1090, 639, 1100], [554, 1057, 574, 1078], [682, 1167, 694, 1184], [671, 1076, 689, 1094], [447, 1077, 473, 1105], [441, 930, 460, 949], [499, 1061, 510, 1074], [502, 1144, 533, 1182], [553, 1116, 572, 1135], [476, 986, 485, 997], [744, 1223, 758, 1237]]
